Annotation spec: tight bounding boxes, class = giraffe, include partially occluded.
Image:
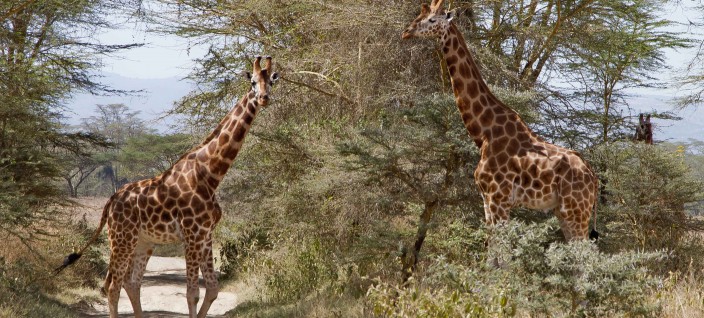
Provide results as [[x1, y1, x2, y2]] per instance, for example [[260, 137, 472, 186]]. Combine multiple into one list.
[[401, 0, 598, 259], [634, 113, 653, 144], [56, 56, 279, 318]]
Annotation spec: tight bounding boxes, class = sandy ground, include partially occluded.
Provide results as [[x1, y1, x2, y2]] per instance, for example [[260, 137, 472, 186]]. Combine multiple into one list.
[[70, 198, 239, 317]]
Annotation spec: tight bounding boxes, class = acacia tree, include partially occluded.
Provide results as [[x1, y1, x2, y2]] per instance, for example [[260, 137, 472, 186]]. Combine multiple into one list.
[[545, 0, 688, 147], [339, 95, 483, 282], [0, 0, 139, 243], [81, 103, 150, 193], [57, 130, 113, 198], [676, 2, 704, 108], [118, 132, 193, 180]]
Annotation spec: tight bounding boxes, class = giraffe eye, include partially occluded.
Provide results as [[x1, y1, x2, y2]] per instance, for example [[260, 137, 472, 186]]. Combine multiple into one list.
[[429, 18, 436, 23], [251, 82, 256, 87]]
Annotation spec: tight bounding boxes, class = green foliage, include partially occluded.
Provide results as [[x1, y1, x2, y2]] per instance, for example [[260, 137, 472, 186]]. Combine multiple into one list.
[[339, 94, 480, 209], [592, 142, 704, 271], [369, 220, 664, 317], [119, 132, 193, 179], [218, 225, 272, 280], [244, 236, 337, 304]]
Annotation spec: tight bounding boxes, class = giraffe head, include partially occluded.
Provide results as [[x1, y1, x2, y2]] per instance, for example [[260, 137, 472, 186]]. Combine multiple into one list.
[[635, 113, 653, 144], [244, 56, 279, 107], [401, 0, 456, 40]]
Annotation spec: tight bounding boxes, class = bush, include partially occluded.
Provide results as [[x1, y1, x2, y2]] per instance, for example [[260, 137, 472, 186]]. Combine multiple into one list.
[[0, 215, 106, 316], [261, 237, 336, 303], [591, 142, 704, 272], [367, 220, 664, 317], [218, 224, 272, 279]]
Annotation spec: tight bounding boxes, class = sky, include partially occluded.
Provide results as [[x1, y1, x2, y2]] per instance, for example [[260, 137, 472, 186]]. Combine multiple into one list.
[[73, 3, 704, 140], [98, 23, 206, 79]]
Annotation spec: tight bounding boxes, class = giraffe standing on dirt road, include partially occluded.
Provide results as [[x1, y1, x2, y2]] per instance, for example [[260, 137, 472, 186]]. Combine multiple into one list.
[[57, 56, 279, 318]]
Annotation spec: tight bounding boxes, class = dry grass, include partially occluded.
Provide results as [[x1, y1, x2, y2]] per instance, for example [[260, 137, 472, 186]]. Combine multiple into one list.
[[660, 271, 704, 318], [66, 196, 109, 226]]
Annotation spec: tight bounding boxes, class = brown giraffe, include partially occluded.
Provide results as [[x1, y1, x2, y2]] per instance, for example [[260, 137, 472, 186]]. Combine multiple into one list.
[[634, 113, 653, 144], [57, 56, 279, 318], [401, 1, 598, 244]]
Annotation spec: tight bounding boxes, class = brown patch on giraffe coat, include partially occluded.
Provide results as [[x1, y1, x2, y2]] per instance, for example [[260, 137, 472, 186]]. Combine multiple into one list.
[[457, 47, 467, 59], [491, 125, 505, 139], [459, 62, 471, 78], [218, 134, 230, 145], [467, 81, 479, 98], [233, 106, 243, 116], [243, 113, 254, 126], [478, 109, 494, 126], [232, 124, 246, 142], [446, 55, 458, 66]]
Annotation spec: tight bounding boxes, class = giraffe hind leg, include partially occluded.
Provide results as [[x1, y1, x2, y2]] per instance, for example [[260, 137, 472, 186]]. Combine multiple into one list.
[[106, 237, 138, 318], [124, 240, 154, 318], [554, 205, 590, 241]]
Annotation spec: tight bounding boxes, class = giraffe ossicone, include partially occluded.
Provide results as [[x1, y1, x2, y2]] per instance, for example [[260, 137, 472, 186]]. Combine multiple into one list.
[[58, 56, 279, 318], [402, 0, 599, 241]]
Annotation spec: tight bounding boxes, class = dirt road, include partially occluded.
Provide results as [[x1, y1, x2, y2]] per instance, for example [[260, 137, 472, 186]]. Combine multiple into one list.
[[79, 256, 238, 317]]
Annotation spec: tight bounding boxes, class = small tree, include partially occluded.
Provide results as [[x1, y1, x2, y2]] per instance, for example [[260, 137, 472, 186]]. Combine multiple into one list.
[[81, 104, 151, 192], [593, 142, 704, 270], [119, 133, 194, 180], [339, 95, 483, 282]]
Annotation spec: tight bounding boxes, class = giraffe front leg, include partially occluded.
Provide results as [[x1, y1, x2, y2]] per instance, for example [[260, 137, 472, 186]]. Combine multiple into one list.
[[482, 193, 511, 268], [124, 240, 154, 318], [197, 238, 218, 318], [184, 236, 204, 318]]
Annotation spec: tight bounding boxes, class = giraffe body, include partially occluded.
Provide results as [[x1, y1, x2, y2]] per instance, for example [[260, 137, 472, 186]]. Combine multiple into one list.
[[60, 57, 279, 318], [403, 1, 598, 240]]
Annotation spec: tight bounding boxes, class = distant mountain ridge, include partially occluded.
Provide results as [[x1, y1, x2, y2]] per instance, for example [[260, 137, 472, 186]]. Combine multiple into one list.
[[66, 73, 703, 142]]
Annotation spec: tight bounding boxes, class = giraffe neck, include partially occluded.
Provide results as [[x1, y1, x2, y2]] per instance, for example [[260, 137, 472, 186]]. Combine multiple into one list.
[[441, 24, 533, 146], [189, 92, 260, 188]]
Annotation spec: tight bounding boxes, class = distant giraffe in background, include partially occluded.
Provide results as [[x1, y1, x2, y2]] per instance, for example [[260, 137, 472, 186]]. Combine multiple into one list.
[[635, 113, 653, 144], [57, 56, 280, 318], [400, 0, 599, 278]]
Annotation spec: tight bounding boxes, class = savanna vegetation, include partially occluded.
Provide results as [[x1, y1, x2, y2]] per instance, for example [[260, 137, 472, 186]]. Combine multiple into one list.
[[3, 0, 704, 317]]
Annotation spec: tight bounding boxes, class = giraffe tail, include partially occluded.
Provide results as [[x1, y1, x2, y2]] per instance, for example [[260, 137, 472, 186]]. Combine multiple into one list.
[[54, 197, 113, 275], [589, 181, 600, 241]]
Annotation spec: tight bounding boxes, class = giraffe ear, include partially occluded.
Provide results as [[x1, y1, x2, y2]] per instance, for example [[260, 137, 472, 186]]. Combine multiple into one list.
[[446, 9, 457, 22], [271, 72, 280, 83]]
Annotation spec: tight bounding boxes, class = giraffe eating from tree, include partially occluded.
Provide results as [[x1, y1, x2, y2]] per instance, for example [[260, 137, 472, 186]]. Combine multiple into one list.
[[57, 56, 279, 318], [401, 0, 598, 252]]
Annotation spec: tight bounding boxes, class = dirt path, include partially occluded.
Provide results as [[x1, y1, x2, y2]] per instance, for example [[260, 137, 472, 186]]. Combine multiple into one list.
[[79, 256, 238, 317], [70, 198, 239, 317]]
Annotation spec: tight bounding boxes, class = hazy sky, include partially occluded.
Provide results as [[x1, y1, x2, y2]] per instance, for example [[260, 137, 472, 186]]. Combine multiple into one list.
[[87, 4, 704, 140], [97, 4, 701, 81], [98, 23, 207, 79]]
